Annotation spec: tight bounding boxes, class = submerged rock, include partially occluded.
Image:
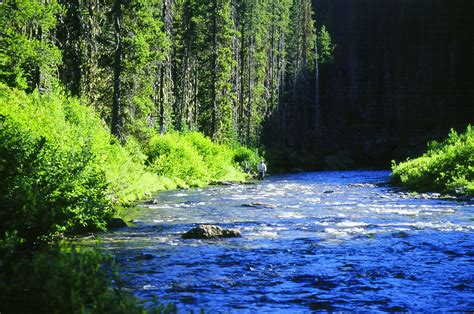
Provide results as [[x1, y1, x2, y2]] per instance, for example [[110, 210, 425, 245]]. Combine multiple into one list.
[[182, 225, 241, 239], [242, 202, 277, 209], [144, 198, 159, 205], [134, 253, 155, 261], [348, 183, 377, 188], [107, 218, 128, 229]]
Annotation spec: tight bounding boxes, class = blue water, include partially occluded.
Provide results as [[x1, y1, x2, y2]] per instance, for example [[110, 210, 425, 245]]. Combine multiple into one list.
[[98, 171, 474, 312]]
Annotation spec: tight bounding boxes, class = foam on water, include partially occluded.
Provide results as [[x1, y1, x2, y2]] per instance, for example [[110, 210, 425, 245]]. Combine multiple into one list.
[[336, 221, 368, 227], [95, 171, 474, 312]]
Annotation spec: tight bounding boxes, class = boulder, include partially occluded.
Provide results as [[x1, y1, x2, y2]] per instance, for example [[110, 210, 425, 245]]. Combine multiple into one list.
[[182, 225, 241, 239]]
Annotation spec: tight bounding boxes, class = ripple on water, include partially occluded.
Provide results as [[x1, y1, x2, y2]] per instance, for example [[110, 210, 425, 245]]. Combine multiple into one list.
[[96, 171, 474, 312]]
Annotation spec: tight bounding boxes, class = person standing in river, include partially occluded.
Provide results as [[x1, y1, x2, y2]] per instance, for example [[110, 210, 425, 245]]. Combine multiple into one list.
[[257, 160, 267, 180]]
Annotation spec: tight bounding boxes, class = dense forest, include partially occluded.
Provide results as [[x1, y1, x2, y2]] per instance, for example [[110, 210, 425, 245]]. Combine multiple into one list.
[[3, 0, 470, 170], [269, 0, 474, 168], [0, 0, 334, 147]]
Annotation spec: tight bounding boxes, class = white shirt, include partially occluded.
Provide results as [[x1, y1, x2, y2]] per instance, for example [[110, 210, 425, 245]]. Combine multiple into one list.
[[257, 162, 267, 172]]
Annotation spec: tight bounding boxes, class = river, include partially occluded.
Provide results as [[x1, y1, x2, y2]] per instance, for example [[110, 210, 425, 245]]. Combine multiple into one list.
[[98, 171, 474, 312]]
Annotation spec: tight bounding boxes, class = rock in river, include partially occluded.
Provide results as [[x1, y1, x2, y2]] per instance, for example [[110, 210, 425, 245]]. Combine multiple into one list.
[[182, 225, 241, 239], [242, 202, 277, 209]]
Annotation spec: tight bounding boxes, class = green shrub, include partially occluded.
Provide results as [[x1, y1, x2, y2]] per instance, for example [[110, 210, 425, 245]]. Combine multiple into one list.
[[146, 132, 255, 185], [391, 126, 474, 195], [148, 132, 209, 182], [0, 85, 261, 242], [0, 88, 109, 241], [0, 239, 173, 314], [231, 145, 260, 171], [0, 85, 161, 242]]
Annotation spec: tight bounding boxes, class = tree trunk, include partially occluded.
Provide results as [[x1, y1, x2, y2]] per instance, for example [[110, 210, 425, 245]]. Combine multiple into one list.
[[33, 26, 43, 91], [269, 0, 275, 111], [159, 64, 165, 136], [210, 0, 218, 139], [238, 6, 246, 144], [111, 0, 124, 143], [158, 0, 170, 136], [314, 29, 321, 141]]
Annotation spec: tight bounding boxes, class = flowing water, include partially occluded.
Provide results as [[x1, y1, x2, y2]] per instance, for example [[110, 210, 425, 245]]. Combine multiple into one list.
[[98, 171, 474, 312]]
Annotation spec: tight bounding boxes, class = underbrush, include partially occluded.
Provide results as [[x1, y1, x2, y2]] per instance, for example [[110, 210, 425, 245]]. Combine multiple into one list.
[[0, 86, 259, 241], [0, 85, 161, 242], [391, 126, 474, 195], [146, 132, 259, 187], [0, 236, 174, 313]]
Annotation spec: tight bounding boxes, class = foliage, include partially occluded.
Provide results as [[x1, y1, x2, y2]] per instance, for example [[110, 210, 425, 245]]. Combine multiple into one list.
[[51, 0, 327, 146], [146, 132, 258, 186], [232, 145, 261, 170], [0, 239, 175, 313], [2, 0, 332, 147], [0, 84, 255, 243], [0, 0, 63, 91], [0, 0, 315, 312], [317, 25, 335, 64], [391, 126, 474, 195], [0, 85, 161, 242]]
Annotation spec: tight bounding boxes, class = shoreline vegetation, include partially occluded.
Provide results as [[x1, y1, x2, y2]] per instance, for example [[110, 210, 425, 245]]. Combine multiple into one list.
[[0, 85, 259, 313], [391, 126, 474, 197], [0, 85, 259, 240]]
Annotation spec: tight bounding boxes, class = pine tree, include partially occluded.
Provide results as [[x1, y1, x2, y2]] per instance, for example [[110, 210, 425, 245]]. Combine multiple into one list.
[[1, 0, 331, 150], [314, 24, 335, 141], [155, 0, 174, 136], [0, 0, 63, 92], [317, 25, 335, 64], [58, 0, 167, 142], [175, 0, 236, 142], [206, 0, 236, 142], [284, 0, 315, 148], [57, 0, 82, 96], [172, 0, 206, 132], [111, 0, 124, 142]]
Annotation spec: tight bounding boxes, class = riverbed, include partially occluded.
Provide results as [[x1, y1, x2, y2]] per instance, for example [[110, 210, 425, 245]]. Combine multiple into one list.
[[98, 171, 474, 312]]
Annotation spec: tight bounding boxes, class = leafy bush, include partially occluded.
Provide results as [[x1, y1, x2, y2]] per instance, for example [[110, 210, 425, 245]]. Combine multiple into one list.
[[0, 85, 161, 242], [147, 132, 209, 183], [0, 85, 182, 313], [232, 145, 261, 171], [391, 126, 474, 195], [0, 84, 260, 243], [146, 132, 256, 186], [0, 239, 173, 313]]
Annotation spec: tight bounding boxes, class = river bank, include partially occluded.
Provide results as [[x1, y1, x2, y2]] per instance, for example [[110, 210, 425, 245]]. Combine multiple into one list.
[[391, 126, 474, 197]]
